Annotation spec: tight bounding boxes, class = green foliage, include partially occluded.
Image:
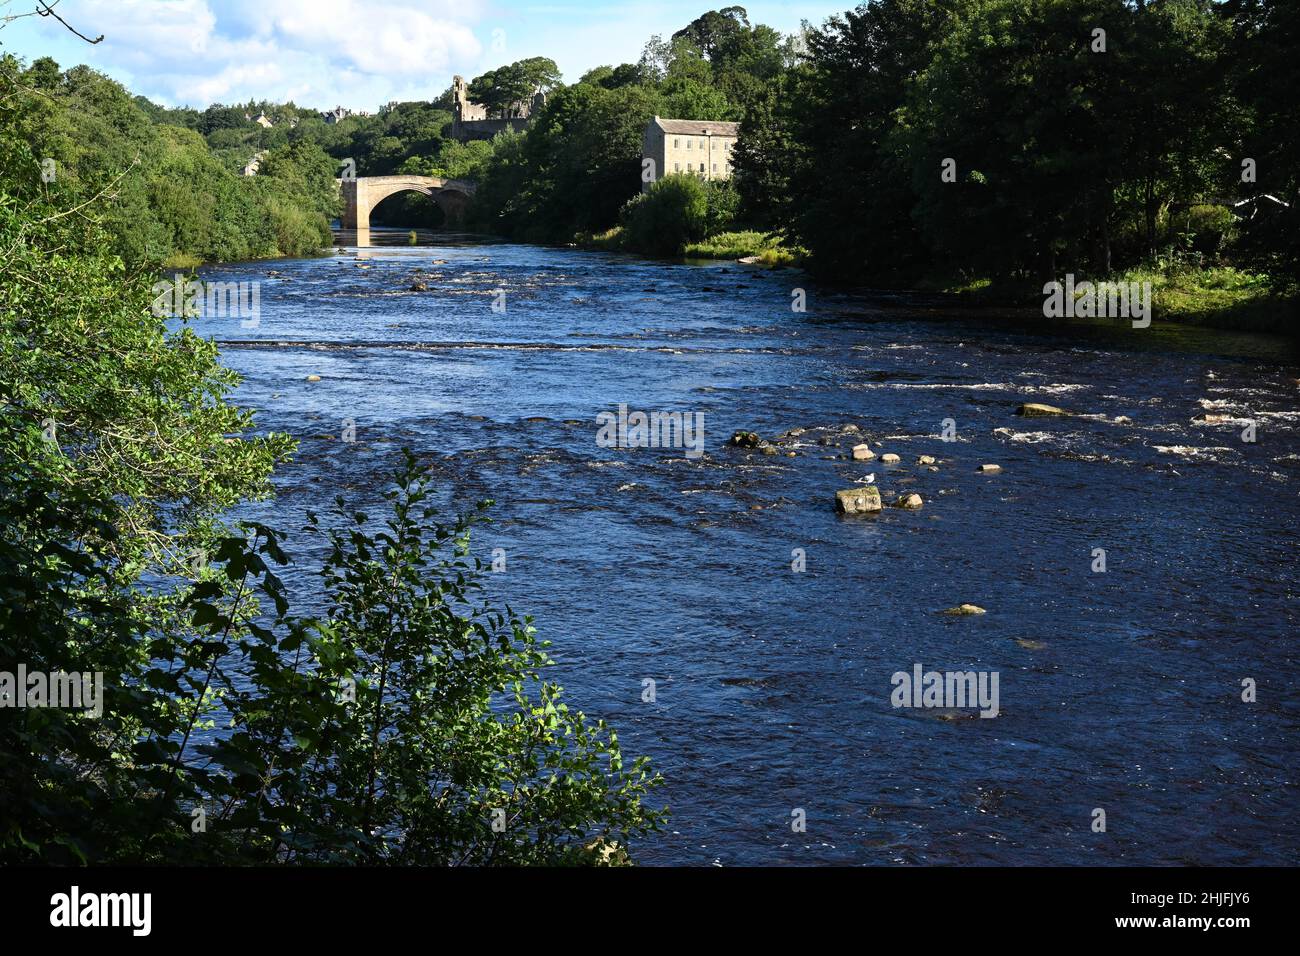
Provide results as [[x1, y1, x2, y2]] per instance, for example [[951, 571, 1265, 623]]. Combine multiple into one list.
[[734, 0, 1290, 313], [0, 56, 337, 265], [1228, 0, 1300, 289], [333, 101, 454, 177], [733, 0, 945, 283], [468, 57, 562, 118], [0, 164, 663, 865], [470, 82, 666, 241], [467, 8, 782, 243], [619, 174, 710, 255], [683, 229, 799, 265]]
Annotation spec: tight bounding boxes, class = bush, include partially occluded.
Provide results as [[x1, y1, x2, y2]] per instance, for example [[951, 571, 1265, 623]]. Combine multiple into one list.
[[619, 173, 710, 256]]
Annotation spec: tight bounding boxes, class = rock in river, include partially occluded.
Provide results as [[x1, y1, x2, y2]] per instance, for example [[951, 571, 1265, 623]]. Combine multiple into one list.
[[895, 493, 923, 509], [943, 603, 987, 615], [880, 453, 901, 463], [852, 443, 875, 461], [977, 463, 1002, 473], [1017, 402, 1069, 417], [835, 486, 882, 514]]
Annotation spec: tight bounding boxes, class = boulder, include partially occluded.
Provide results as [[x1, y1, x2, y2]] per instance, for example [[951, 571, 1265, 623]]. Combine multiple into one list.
[[851, 443, 875, 461], [918, 455, 936, 465], [895, 493, 923, 509], [409, 281, 429, 292], [880, 453, 901, 463], [977, 463, 1001, 473], [835, 486, 882, 514], [306, 374, 322, 382], [1017, 403, 1069, 417], [730, 430, 764, 448], [942, 604, 986, 615]]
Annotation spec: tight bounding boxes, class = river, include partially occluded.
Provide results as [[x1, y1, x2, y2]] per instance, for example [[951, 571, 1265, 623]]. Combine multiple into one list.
[[192, 229, 1300, 866]]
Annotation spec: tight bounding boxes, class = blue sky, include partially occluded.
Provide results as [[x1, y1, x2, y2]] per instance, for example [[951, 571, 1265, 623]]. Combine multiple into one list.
[[0, 0, 843, 110]]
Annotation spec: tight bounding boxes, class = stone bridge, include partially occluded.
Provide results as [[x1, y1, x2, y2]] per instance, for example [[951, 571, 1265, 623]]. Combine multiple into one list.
[[337, 175, 476, 244]]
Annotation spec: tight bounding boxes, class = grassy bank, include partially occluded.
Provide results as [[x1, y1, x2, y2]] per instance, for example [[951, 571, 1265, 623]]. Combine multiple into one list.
[[684, 230, 802, 266], [940, 265, 1295, 334], [573, 226, 802, 267]]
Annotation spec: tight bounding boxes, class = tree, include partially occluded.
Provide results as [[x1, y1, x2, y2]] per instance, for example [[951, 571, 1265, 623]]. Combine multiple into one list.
[[469, 58, 561, 118], [673, 7, 752, 60], [735, 0, 949, 282], [1227, 0, 1300, 287]]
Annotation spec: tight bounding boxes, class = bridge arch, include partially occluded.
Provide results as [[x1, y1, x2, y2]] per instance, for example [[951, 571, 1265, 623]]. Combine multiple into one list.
[[338, 175, 476, 244]]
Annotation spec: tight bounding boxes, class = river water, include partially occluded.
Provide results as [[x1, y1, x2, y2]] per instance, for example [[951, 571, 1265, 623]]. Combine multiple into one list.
[[194, 230, 1300, 866]]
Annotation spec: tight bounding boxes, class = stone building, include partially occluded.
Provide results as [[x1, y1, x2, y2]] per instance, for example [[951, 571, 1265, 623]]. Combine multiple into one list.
[[449, 74, 546, 142], [241, 149, 267, 177], [642, 116, 740, 192], [321, 105, 352, 124]]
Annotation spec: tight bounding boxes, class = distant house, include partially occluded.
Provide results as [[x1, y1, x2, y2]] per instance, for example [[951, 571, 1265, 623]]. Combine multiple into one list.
[[242, 150, 267, 177], [642, 116, 740, 192], [321, 105, 352, 124], [253, 111, 273, 128]]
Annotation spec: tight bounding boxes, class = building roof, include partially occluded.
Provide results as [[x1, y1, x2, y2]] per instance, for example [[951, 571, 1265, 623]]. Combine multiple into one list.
[[653, 116, 740, 136]]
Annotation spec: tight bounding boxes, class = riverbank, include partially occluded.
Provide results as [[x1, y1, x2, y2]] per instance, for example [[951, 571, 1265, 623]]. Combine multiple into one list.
[[572, 225, 802, 267], [937, 265, 1296, 335], [333, 226, 1294, 337]]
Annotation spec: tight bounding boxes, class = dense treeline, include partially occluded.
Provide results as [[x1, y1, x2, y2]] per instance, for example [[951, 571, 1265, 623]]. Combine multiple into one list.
[[465, 8, 789, 243], [450, 0, 1296, 316], [733, 0, 1299, 292], [4, 2, 1295, 299], [2, 56, 339, 267]]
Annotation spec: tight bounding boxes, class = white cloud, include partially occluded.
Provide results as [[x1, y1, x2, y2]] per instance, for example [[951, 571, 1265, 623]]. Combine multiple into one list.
[[60, 0, 486, 108]]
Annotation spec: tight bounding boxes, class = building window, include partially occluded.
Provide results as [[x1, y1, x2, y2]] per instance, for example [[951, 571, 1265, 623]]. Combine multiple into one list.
[[699, 163, 705, 172], [674, 138, 679, 148], [686, 139, 691, 149], [712, 163, 717, 172], [674, 163, 680, 172]]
